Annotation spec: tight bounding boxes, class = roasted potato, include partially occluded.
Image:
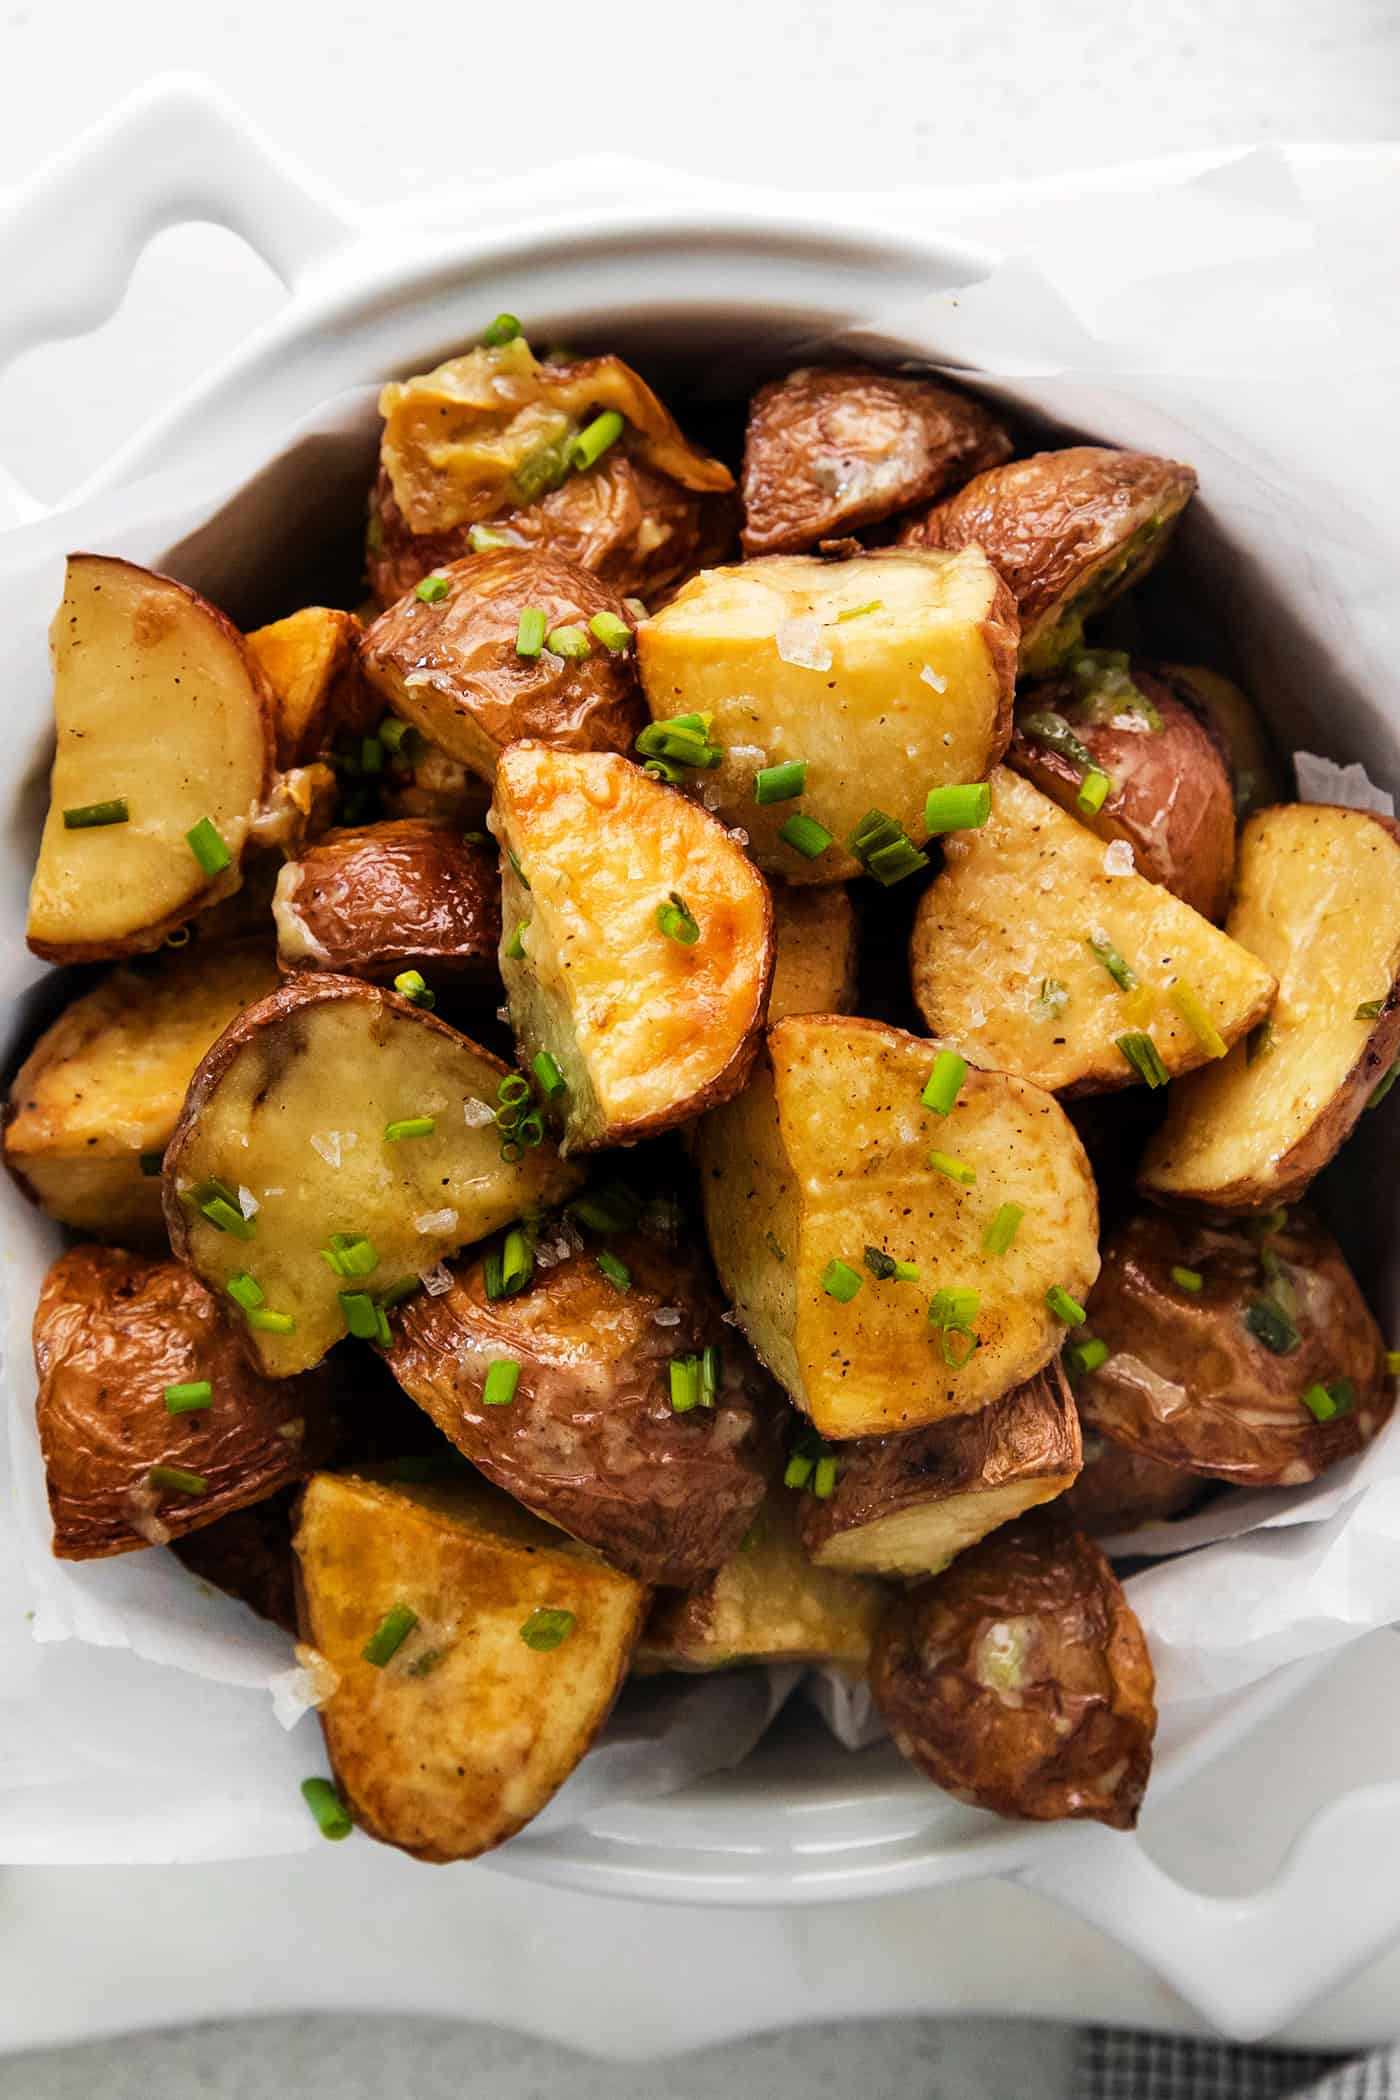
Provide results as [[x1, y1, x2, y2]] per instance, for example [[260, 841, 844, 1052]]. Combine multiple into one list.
[[798, 1364, 1081, 1577], [1140, 804, 1400, 1210], [1009, 655, 1236, 921], [870, 1515, 1156, 1827], [376, 737, 492, 830], [170, 1486, 298, 1632], [909, 768, 1276, 1095], [295, 1470, 648, 1861], [4, 939, 281, 1244], [361, 548, 646, 780], [33, 1245, 332, 1558], [246, 606, 378, 767], [1072, 1207, 1394, 1487], [27, 555, 276, 961], [637, 547, 1018, 883], [1060, 1434, 1200, 1536], [769, 884, 859, 1022], [637, 1490, 887, 1672], [696, 1015, 1100, 1440], [164, 976, 580, 1376], [494, 745, 772, 1149], [901, 446, 1196, 675], [740, 365, 1012, 556], [1160, 662, 1286, 819], [272, 820, 500, 981]]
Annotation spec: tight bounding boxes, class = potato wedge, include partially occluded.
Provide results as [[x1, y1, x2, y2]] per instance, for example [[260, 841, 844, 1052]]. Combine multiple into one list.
[[1140, 804, 1400, 1209], [870, 1514, 1156, 1828], [33, 1246, 333, 1558], [272, 820, 500, 981], [637, 548, 1017, 883], [901, 446, 1196, 675], [1160, 662, 1286, 820], [909, 768, 1276, 1095], [1061, 1435, 1200, 1536], [637, 1491, 887, 1672], [164, 977, 580, 1376], [798, 1364, 1081, 1577], [295, 1470, 647, 1861], [170, 1487, 299, 1632], [769, 884, 859, 1021], [4, 940, 280, 1244], [1010, 656, 1236, 921], [1073, 1207, 1393, 1487], [385, 1229, 779, 1584], [246, 606, 377, 767], [494, 745, 772, 1149], [27, 555, 276, 961], [740, 366, 1012, 555], [361, 548, 645, 780], [695, 1016, 1100, 1439]]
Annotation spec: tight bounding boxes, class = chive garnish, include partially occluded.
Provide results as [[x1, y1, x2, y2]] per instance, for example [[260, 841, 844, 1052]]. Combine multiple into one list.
[[1244, 1299, 1298, 1354], [469, 524, 511, 552], [301, 1777, 352, 1841], [596, 1250, 631, 1292], [1170, 1265, 1204, 1294], [784, 1452, 813, 1490], [983, 1202, 1025, 1256], [546, 624, 590, 660], [532, 1049, 567, 1098], [1387, 1350, 1400, 1376], [635, 714, 724, 771], [920, 1049, 967, 1117], [505, 846, 530, 890], [812, 1455, 838, 1499], [571, 410, 624, 471], [148, 1464, 208, 1497], [360, 735, 384, 775], [482, 1358, 521, 1407], [928, 1150, 975, 1186], [1356, 998, 1387, 1020], [1301, 1377, 1354, 1423], [415, 573, 450, 603], [928, 1287, 980, 1328], [701, 1344, 722, 1407], [226, 1273, 264, 1311], [200, 1195, 254, 1240], [384, 1115, 435, 1142], [1065, 1336, 1109, 1375], [339, 1292, 380, 1340], [1037, 977, 1069, 1019], [164, 1381, 213, 1414], [1078, 769, 1112, 815], [849, 808, 928, 885], [362, 1603, 418, 1667], [1368, 1063, 1400, 1110], [63, 798, 129, 829], [754, 760, 807, 805], [566, 1181, 642, 1234], [924, 783, 991, 834], [669, 1355, 703, 1411], [893, 1260, 921, 1282], [820, 1258, 862, 1303], [504, 922, 527, 961], [482, 312, 521, 345], [1171, 982, 1227, 1059], [863, 1246, 897, 1280], [515, 607, 547, 658], [1045, 1285, 1087, 1326], [500, 1226, 533, 1295], [835, 599, 882, 622], [657, 892, 700, 945], [520, 1607, 577, 1651], [394, 969, 435, 1010], [779, 812, 834, 859], [1116, 1032, 1169, 1088], [246, 1308, 296, 1334], [1086, 933, 1138, 991], [186, 817, 232, 877], [1019, 709, 1095, 771], [589, 611, 633, 652]]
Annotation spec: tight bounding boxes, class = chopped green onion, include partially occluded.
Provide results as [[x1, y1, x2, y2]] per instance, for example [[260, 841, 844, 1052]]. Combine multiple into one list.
[[701, 1344, 722, 1406], [656, 892, 700, 945], [226, 1273, 264, 1311], [1116, 1032, 1169, 1088], [920, 1049, 967, 1117], [784, 1453, 814, 1490], [469, 523, 511, 552], [812, 1455, 838, 1499], [835, 600, 882, 622], [546, 624, 590, 660], [924, 783, 991, 834], [415, 574, 450, 604], [361, 1603, 418, 1667], [589, 611, 633, 652], [1086, 933, 1138, 991], [1244, 1299, 1299, 1354], [779, 813, 834, 860], [384, 1116, 435, 1142], [1170, 1265, 1204, 1294], [185, 817, 232, 878], [339, 1292, 380, 1340], [820, 1258, 862, 1303], [596, 1250, 631, 1293], [1368, 1062, 1400, 1110], [246, 1308, 296, 1335], [200, 1195, 254, 1240], [407, 1647, 448, 1678], [394, 969, 435, 1010], [482, 312, 521, 345], [499, 1074, 531, 1107], [849, 808, 928, 885], [1078, 769, 1113, 815], [1356, 998, 1387, 1021], [1301, 1377, 1354, 1424], [669, 1355, 702, 1412], [139, 1151, 164, 1177], [893, 1260, 922, 1282], [1045, 1285, 1087, 1326], [1037, 977, 1070, 1019], [379, 1278, 419, 1309], [504, 845, 530, 891], [938, 1326, 980, 1369], [928, 1150, 975, 1186], [359, 735, 384, 775], [1171, 981, 1227, 1059], [148, 1464, 208, 1497], [483, 1358, 521, 1407], [754, 760, 808, 805], [164, 1381, 213, 1414], [983, 1202, 1025, 1256], [515, 607, 547, 658], [863, 1246, 897, 1280], [1246, 1018, 1275, 1065], [567, 1181, 642, 1234], [500, 1227, 534, 1296], [63, 798, 129, 829], [1065, 1335, 1109, 1375], [929, 1287, 980, 1328], [520, 1607, 577, 1651], [511, 434, 572, 503], [571, 410, 624, 472], [1018, 709, 1095, 771], [532, 1049, 567, 1098], [301, 1777, 352, 1841], [635, 716, 724, 771], [373, 1305, 393, 1347], [504, 921, 527, 961], [642, 757, 685, 786]]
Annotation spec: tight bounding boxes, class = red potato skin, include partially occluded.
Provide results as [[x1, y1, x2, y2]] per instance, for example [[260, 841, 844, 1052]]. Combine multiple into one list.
[[1060, 1432, 1201, 1535], [273, 819, 500, 980], [870, 1514, 1156, 1829], [740, 366, 1013, 556], [170, 1487, 299, 1632]]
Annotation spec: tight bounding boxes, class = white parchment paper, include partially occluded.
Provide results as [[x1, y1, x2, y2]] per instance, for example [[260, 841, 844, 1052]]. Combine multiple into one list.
[[2, 145, 1399, 1858]]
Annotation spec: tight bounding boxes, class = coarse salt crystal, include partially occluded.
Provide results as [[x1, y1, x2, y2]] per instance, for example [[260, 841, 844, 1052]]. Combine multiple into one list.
[[920, 664, 948, 694], [415, 1208, 458, 1234], [237, 1185, 259, 1219], [775, 616, 832, 673], [1104, 839, 1135, 877], [269, 1646, 341, 1731], [651, 1307, 683, 1328], [420, 1262, 454, 1296], [310, 1130, 356, 1169], [728, 826, 749, 847], [463, 1097, 496, 1128]]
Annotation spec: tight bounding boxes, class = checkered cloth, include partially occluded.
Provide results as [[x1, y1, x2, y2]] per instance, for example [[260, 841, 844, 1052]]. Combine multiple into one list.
[[1075, 2031, 1400, 2097]]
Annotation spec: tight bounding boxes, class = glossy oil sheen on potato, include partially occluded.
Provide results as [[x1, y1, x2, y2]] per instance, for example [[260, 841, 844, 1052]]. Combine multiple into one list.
[[697, 1016, 1100, 1439], [272, 820, 500, 979], [910, 769, 1275, 1094], [1140, 803, 1400, 1209], [637, 548, 1017, 883], [27, 556, 275, 960], [295, 1472, 647, 1862]]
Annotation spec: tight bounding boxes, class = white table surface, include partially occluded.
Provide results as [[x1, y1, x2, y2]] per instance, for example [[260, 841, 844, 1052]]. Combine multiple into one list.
[[0, 3, 1397, 2091]]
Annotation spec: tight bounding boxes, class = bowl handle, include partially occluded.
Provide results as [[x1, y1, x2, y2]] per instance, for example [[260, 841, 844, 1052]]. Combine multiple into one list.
[[1019, 1780, 1400, 2041], [0, 72, 353, 523]]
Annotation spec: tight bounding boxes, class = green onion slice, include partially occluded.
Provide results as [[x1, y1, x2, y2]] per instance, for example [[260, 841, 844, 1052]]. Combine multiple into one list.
[[1086, 933, 1138, 991], [571, 410, 624, 472], [982, 1202, 1025, 1256], [924, 783, 991, 835], [863, 1246, 897, 1280], [301, 1776, 352, 1840], [596, 1250, 631, 1293], [812, 1455, 838, 1499], [361, 1603, 418, 1667], [567, 1180, 643, 1234], [1386, 1350, 1400, 1377], [669, 1354, 702, 1412], [339, 1292, 380, 1340], [1018, 709, 1094, 771], [415, 574, 450, 604], [754, 760, 808, 805], [784, 1453, 814, 1490], [1037, 977, 1069, 1019], [779, 813, 834, 860], [185, 817, 232, 877], [1246, 1018, 1275, 1065], [920, 1048, 967, 1117], [1170, 1265, 1204, 1294], [589, 611, 633, 652], [1368, 1063, 1400, 1110], [1045, 1284, 1087, 1326], [928, 1150, 975, 1186], [532, 1049, 567, 1098], [1116, 1032, 1169, 1088], [164, 1381, 213, 1414], [635, 716, 724, 771], [468, 524, 511, 552], [63, 798, 129, 829], [226, 1273, 264, 1311], [1078, 769, 1113, 815], [515, 607, 547, 658], [656, 892, 700, 945], [200, 1195, 254, 1240], [893, 1260, 921, 1282], [849, 808, 928, 886], [1301, 1376, 1354, 1424], [394, 969, 435, 1010], [520, 1607, 577, 1651], [701, 1344, 722, 1407], [384, 1115, 436, 1142], [928, 1287, 980, 1328], [482, 1358, 521, 1407], [1065, 1336, 1109, 1375], [1356, 998, 1387, 1021], [546, 624, 591, 660], [482, 312, 521, 345], [820, 1258, 862, 1303], [148, 1464, 208, 1497], [246, 1308, 296, 1335], [1170, 981, 1227, 1059], [1244, 1299, 1299, 1354]]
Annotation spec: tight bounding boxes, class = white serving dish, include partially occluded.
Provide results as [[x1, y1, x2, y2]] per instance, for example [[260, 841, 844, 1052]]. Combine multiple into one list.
[[2, 77, 1400, 2044]]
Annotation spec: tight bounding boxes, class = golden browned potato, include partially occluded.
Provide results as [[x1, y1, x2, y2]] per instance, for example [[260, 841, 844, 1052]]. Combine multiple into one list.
[[1140, 804, 1400, 1210], [361, 548, 646, 780], [33, 1246, 333, 1559], [637, 548, 1017, 883], [170, 1487, 299, 1632], [494, 745, 773, 1149], [696, 1016, 1100, 1440], [902, 447, 1196, 674], [1060, 1434, 1200, 1536], [910, 768, 1275, 1095], [4, 940, 281, 1244], [740, 366, 1012, 555], [272, 820, 500, 981], [1073, 1207, 1394, 1487], [1159, 662, 1287, 820], [798, 1364, 1081, 1577], [295, 1470, 648, 1861], [869, 1515, 1156, 1828], [769, 885, 859, 1021], [386, 1230, 779, 1583], [1010, 655, 1236, 921], [246, 606, 378, 767], [637, 1490, 888, 1672], [164, 976, 580, 1376], [27, 555, 276, 962]]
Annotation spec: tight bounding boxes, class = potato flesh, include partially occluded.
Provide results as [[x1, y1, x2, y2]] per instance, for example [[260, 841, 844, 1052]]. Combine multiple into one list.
[[694, 1060, 803, 1398], [246, 606, 365, 766], [769, 885, 859, 1021], [27, 557, 271, 955], [295, 1473, 646, 1861], [911, 768, 1275, 1093], [637, 549, 1015, 883], [168, 989, 578, 1374], [814, 1474, 1073, 1578], [1141, 804, 1400, 1204]]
